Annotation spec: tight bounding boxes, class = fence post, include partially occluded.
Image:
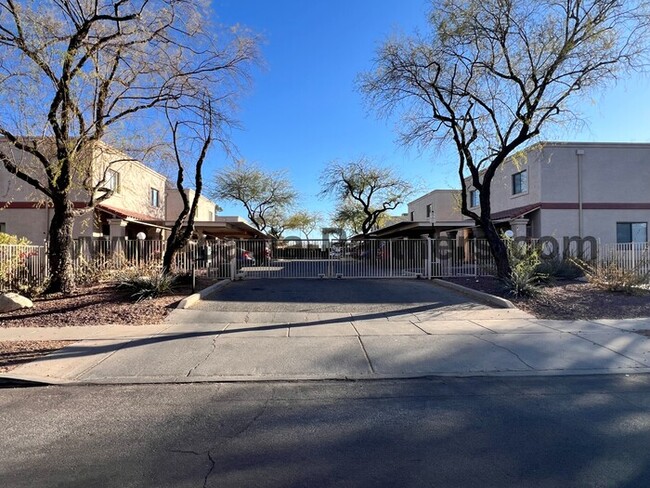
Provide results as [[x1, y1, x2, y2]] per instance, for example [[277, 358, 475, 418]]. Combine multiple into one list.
[[389, 240, 393, 278], [426, 237, 432, 279]]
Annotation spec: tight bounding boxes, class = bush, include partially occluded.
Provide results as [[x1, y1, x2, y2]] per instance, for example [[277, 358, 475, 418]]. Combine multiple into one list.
[[535, 258, 584, 281], [500, 237, 547, 298], [0, 233, 43, 294], [573, 258, 650, 294], [116, 270, 178, 302]]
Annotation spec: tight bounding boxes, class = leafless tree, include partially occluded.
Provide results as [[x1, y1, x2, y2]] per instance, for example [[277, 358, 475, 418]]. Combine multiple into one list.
[[212, 160, 297, 233], [0, 0, 257, 292], [320, 158, 412, 236], [360, 0, 650, 277]]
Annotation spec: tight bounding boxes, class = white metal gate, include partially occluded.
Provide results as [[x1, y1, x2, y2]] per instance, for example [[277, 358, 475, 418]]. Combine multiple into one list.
[[207, 238, 497, 280]]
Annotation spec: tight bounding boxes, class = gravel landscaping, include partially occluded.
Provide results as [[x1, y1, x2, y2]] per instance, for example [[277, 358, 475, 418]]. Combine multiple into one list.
[[445, 277, 650, 320]]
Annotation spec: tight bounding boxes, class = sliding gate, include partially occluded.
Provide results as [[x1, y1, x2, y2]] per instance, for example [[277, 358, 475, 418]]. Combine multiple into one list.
[[204, 238, 496, 279]]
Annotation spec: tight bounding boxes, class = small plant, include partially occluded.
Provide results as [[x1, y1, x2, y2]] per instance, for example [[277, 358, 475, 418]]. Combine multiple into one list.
[[500, 236, 547, 297], [573, 258, 650, 294], [536, 258, 584, 281], [117, 270, 178, 302]]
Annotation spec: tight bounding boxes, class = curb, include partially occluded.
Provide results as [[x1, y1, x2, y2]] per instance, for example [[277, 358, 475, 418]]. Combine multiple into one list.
[[4, 369, 650, 386], [433, 278, 516, 309], [176, 279, 232, 310]]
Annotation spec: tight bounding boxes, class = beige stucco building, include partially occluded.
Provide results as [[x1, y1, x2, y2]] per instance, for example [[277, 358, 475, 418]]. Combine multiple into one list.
[[1, 140, 265, 243], [0, 140, 168, 243], [373, 142, 650, 246], [464, 142, 650, 244]]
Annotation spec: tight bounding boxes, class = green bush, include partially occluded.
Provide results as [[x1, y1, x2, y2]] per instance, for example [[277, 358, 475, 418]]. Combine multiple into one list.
[[116, 270, 178, 302], [501, 236, 547, 297]]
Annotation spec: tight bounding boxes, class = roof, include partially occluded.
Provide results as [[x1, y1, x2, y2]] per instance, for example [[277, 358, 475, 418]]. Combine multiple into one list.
[[97, 203, 165, 225], [491, 203, 541, 221]]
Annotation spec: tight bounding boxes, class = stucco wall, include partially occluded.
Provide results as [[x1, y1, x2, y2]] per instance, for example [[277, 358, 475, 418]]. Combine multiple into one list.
[[408, 190, 466, 223], [165, 188, 218, 222], [92, 144, 166, 220]]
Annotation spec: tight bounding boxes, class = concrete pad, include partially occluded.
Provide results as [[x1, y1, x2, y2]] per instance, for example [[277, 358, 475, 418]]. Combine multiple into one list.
[[190, 337, 371, 377], [471, 319, 557, 334], [575, 331, 650, 366], [531, 320, 618, 333], [315, 312, 353, 323], [9, 339, 126, 381], [289, 321, 356, 337], [164, 309, 248, 324], [80, 334, 219, 380], [361, 335, 532, 374], [0, 327, 42, 340], [270, 312, 314, 324], [594, 318, 650, 331], [353, 320, 425, 336], [221, 322, 289, 337], [415, 320, 495, 335], [157, 322, 229, 335], [413, 309, 534, 322], [484, 334, 645, 371]]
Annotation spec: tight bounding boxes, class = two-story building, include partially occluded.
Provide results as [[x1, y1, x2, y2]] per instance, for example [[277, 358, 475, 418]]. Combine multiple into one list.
[[1, 140, 266, 243], [464, 142, 650, 244], [0, 140, 168, 243], [367, 189, 472, 239], [371, 142, 650, 247]]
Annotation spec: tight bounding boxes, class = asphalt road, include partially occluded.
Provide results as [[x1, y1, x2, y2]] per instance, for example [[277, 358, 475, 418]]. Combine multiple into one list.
[[2, 375, 650, 487], [192, 278, 491, 313]]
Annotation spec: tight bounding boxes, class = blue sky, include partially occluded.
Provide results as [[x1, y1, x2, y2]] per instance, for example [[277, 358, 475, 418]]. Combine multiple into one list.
[[210, 0, 650, 225]]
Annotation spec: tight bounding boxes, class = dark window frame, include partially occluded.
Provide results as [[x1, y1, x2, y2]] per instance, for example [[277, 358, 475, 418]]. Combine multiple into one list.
[[150, 188, 160, 207], [512, 170, 528, 195], [469, 189, 480, 208], [616, 222, 648, 244]]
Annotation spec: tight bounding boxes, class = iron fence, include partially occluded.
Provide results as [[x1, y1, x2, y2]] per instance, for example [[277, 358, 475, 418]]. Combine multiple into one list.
[[2, 237, 649, 291]]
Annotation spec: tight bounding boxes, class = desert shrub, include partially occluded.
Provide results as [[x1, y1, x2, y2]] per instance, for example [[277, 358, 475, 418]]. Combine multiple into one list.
[[536, 258, 584, 281], [501, 237, 547, 297], [573, 258, 650, 294], [0, 233, 43, 294], [116, 269, 178, 302]]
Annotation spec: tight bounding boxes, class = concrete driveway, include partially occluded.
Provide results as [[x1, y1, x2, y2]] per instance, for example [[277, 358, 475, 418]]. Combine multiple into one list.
[[190, 278, 492, 314]]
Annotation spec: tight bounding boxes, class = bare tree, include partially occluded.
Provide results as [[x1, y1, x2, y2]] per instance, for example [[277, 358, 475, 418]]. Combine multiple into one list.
[[320, 158, 412, 236], [161, 97, 215, 275], [361, 0, 650, 277], [285, 210, 321, 246], [0, 0, 257, 292], [212, 160, 297, 233]]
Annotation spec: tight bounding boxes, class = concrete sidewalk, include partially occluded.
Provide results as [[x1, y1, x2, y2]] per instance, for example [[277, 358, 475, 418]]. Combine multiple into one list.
[[2, 309, 650, 384]]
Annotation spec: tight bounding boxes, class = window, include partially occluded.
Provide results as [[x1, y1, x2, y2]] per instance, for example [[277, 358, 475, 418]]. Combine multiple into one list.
[[150, 188, 160, 207], [426, 204, 432, 218], [616, 222, 648, 243], [512, 170, 528, 195], [208, 211, 213, 221], [410, 211, 414, 221], [469, 190, 480, 208], [0, 223, 5, 233], [105, 169, 120, 193]]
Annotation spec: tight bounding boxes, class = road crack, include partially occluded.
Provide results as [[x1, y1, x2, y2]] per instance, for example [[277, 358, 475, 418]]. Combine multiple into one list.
[[169, 449, 215, 487], [186, 334, 220, 378], [473, 335, 534, 370]]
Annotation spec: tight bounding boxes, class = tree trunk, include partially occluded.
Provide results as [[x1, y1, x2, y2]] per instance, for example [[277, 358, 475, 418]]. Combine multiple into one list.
[[162, 235, 184, 275], [480, 218, 511, 279], [45, 200, 76, 294]]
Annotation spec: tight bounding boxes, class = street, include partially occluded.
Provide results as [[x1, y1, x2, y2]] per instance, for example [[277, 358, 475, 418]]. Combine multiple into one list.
[[2, 375, 650, 487]]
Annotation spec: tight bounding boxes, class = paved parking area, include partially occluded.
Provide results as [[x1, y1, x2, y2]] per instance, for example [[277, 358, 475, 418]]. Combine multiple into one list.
[[190, 278, 492, 313]]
